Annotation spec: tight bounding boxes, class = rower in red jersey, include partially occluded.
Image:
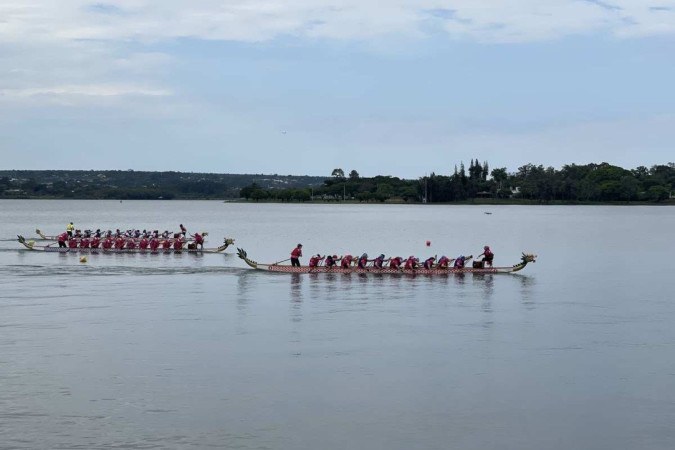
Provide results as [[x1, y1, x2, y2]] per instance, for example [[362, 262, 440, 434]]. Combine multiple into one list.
[[161, 239, 171, 250], [126, 239, 136, 250], [193, 232, 204, 250], [340, 254, 354, 268], [149, 237, 160, 251], [389, 256, 403, 269], [102, 237, 113, 249], [90, 237, 101, 249], [372, 254, 387, 269], [79, 237, 90, 248], [423, 256, 436, 269], [324, 255, 338, 267], [68, 238, 78, 249], [308, 254, 324, 267], [139, 237, 149, 249], [115, 237, 125, 249], [478, 246, 494, 267], [57, 232, 68, 248], [357, 253, 371, 269], [437, 255, 452, 269], [454, 256, 466, 268], [173, 236, 183, 250], [404, 256, 419, 270]]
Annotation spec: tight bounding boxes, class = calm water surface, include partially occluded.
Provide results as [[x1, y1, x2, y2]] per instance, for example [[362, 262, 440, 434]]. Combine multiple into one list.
[[0, 200, 674, 449]]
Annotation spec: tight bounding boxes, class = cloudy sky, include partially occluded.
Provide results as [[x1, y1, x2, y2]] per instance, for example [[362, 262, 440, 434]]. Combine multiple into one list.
[[1, 1, 674, 177]]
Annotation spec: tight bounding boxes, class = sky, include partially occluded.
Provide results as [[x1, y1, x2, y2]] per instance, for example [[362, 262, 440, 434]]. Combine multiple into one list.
[[1, 0, 674, 178]]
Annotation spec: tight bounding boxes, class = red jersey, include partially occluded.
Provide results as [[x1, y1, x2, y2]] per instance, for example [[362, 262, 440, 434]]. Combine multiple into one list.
[[291, 247, 302, 258]]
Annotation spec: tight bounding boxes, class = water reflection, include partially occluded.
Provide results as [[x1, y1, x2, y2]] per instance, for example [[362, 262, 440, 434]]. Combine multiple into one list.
[[289, 273, 303, 323], [515, 274, 537, 310]]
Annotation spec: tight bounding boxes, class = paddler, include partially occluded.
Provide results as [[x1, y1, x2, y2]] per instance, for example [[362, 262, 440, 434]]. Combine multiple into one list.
[[373, 254, 388, 269], [149, 237, 160, 251], [57, 232, 68, 248], [290, 244, 303, 267], [340, 254, 354, 268], [193, 232, 204, 250], [308, 254, 324, 267], [389, 256, 403, 269], [404, 256, 419, 270], [437, 255, 452, 269], [80, 237, 90, 248], [91, 236, 101, 248], [102, 237, 113, 249], [139, 236, 149, 249], [478, 246, 494, 267], [173, 235, 184, 250], [66, 222, 75, 237], [423, 256, 436, 269], [179, 224, 187, 237], [324, 255, 338, 267], [454, 255, 466, 269], [67, 237, 78, 249], [357, 253, 370, 269], [126, 238, 136, 250]]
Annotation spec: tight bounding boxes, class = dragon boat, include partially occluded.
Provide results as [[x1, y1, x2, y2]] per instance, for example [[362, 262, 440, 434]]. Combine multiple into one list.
[[237, 248, 537, 274], [17, 236, 235, 254]]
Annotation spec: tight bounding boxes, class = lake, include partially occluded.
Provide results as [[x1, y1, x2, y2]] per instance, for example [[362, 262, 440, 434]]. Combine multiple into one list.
[[1, 200, 674, 449]]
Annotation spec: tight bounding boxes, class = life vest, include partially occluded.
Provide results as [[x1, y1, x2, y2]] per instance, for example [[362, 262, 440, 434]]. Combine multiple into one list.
[[389, 257, 402, 268], [68, 239, 78, 249], [438, 256, 450, 268], [91, 238, 100, 248], [341, 255, 353, 268], [424, 257, 435, 269], [80, 238, 90, 248], [173, 239, 183, 250], [309, 256, 320, 267], [194, 233, 203, 244], [139, 238, 149, 249]]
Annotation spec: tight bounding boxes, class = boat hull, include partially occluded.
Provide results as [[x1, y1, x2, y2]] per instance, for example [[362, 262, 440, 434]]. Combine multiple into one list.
[[17, 235, 234, 254]]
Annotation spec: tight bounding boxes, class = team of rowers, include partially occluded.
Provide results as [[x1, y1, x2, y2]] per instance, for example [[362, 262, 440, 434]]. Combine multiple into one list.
[[58, 223, 204, 250], [290, 243, 495, 270]]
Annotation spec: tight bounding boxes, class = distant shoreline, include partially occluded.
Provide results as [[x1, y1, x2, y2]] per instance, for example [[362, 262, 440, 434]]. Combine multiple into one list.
[[2, 197, 673, 206]]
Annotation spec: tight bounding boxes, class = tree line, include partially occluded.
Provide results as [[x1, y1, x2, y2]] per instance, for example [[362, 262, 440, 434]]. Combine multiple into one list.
[[239, 161, 674, 203], [1, 162, 672, 203]]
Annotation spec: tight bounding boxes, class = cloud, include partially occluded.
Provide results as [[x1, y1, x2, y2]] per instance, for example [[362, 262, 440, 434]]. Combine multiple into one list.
[[0, 1, 673, 45], [0, 84, 170, 98]]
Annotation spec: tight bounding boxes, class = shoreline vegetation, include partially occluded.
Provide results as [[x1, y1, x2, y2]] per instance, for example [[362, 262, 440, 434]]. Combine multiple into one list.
[[1, 161, 673, 204]]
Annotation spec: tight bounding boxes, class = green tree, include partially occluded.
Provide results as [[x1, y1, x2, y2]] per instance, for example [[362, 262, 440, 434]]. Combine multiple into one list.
[[331, 168, 345, 179]]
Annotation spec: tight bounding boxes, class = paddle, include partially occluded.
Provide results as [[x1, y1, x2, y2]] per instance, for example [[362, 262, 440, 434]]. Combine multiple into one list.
[[272, 258, 291, 266]]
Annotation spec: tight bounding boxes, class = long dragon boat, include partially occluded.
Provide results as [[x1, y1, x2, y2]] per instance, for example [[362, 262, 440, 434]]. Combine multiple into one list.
[[17, 236, 235, 254], [237, 248, 537, 274]]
